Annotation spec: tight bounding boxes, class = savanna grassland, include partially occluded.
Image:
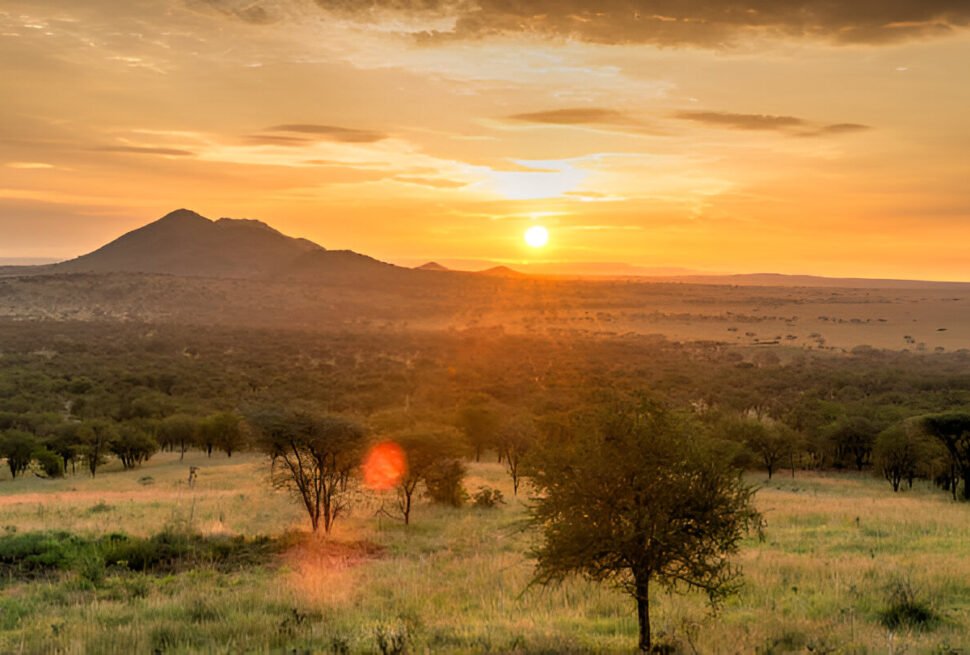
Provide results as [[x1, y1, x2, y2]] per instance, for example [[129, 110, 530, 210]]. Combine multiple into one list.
[[1, 452, 969, 654], [2, 319, 970, 653]]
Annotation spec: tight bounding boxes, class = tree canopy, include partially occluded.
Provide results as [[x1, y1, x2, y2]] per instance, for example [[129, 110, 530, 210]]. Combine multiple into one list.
[[527, 398, 759, 652]]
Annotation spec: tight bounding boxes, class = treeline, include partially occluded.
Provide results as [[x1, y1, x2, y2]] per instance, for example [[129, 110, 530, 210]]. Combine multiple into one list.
[[1, 320, 969, 499], [0, 411, 245, 478]]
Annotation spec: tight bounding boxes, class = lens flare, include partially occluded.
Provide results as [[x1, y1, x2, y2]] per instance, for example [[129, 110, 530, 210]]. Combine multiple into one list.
[[363, 441, 407, 490]]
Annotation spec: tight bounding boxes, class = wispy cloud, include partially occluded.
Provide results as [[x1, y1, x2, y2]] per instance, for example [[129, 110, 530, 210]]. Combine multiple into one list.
[[264, 124, 387, 143], [303, 0, 970, 47], [507, 108, 635, 126], [675, 111, 871, 137], [675, 111, 805, 131], [92, 146, 195, 156]]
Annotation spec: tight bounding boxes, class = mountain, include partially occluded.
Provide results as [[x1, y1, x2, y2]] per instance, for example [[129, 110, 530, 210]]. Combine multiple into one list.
[[48, 209, 324, 279], [273, 249, 414, 284], [416, 261, 450, 272]]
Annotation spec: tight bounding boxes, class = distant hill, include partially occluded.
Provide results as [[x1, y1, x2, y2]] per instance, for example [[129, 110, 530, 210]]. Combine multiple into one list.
[[416, 261, 450, 272], [47, 209, 324, 279], [3, 208, 967, 291], [477, 265, 526, 278], [666, 272, 970, 289]]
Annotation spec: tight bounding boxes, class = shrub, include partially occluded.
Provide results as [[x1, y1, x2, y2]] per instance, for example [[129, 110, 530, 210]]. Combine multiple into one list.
[[423, 458, 467, 507], [471, 486, 505, 509], [879, 579, 938, 631]]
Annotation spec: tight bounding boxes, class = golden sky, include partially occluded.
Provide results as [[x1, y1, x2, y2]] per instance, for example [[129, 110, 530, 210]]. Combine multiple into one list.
[[2, 0, 969, 279]]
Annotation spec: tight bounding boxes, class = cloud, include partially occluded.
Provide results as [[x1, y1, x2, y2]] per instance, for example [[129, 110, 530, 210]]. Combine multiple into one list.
[[93, 146, 195, 156], [507, 108, 634, 125], [265, 124, 388, 143], [816, 123, 872, 135], [674, 111, 871, 137], [303, 0, 970, 47], [394, 175, 468, 188], [674, 111, 806, 131], [186, 0, 280, 24]]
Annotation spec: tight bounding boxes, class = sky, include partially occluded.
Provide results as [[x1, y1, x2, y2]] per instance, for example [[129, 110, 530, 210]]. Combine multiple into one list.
[[1, 0, 969, 279]]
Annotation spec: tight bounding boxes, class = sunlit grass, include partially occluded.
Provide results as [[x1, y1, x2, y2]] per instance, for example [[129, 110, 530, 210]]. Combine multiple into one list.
[[1, 453, 969, 652]]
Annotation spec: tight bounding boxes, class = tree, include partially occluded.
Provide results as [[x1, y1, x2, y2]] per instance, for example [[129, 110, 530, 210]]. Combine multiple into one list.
[[46, 423, 82, 474], [158, 414, 198, 460], [108, 423, 159, 469], [920, 412, 970, 500], [78, 419, 116, 477], [392, 424, 465, 525], [873, 423, 923, 492], [829, 416, 879, 471], [723, 416, 789, 479], [526, 399, 759, 652], [0, 430, 38, 478], [457, 398, 500, 462], [496, 414, 536, 494], [200, 412, 244, 458], [249, 409, 366, 534]]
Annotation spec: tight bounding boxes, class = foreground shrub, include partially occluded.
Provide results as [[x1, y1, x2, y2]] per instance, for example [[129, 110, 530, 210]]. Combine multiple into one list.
[[879, 579, 939, 632], [0, 530, 282, 581], [471, 486, 505, 509]]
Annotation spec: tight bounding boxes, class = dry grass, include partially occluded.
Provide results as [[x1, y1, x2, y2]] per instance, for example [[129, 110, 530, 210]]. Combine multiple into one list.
[[0, 453, 968, 653]]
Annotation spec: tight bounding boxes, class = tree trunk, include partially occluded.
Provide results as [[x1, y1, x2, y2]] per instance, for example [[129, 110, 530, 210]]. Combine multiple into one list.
[[634, 571, 651, 652], [962, 469, 970, 501]]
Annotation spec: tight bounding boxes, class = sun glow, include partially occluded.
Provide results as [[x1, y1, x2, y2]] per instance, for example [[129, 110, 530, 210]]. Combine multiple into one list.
[[524, 225, 549, 248]]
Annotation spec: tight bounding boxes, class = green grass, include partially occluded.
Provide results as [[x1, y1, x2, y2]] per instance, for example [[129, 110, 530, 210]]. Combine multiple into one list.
[[1, 453, 970, 653]]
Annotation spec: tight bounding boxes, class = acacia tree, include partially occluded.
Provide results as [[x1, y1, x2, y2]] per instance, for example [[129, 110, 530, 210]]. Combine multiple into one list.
[[0, 430, 37, 478], [829, 416, 879, 471], [158, 414, 198, 460], [79, 419, 116, 477], [496, 414, 536, 494], [873, 422, 923, 492], [921, 412, 970, 500], [249, 409, 366, 534], [108, 422, 159, 469], [200, 412, 245, 458], [526, 398, 759, 652], [392, 424, 465, 525], [457, 397, 500, 462]]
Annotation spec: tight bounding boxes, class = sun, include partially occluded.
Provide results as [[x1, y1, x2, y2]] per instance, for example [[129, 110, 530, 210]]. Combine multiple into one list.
[[524, 225, 549, 248]]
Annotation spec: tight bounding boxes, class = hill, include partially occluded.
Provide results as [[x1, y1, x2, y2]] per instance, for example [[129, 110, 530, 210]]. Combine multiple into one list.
[[416, 261, 450, 272], [477, 265, 526, 278], [46, 209, 323, 279]]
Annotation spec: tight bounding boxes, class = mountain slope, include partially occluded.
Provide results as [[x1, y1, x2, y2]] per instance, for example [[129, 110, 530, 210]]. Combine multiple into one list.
[[51, 209, 323, 279]]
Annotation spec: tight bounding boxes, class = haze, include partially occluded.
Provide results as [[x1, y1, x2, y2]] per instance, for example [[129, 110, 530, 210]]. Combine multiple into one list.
[[2, 0, 969, 280]]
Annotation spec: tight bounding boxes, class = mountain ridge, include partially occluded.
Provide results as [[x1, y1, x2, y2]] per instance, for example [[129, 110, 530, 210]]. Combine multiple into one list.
[[2, 209, 969, 289]]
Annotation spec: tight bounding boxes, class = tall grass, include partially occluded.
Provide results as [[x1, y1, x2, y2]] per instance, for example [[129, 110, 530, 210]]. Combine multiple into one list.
[[0, 453, 969, 652]]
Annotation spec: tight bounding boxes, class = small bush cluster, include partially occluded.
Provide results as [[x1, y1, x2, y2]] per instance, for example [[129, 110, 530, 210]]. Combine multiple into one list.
[[471, 486, 505, 509], [0, 530, 281, 581]]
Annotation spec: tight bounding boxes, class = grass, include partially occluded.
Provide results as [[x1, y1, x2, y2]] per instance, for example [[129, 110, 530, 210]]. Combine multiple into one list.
[[1, 453, 970, 653]]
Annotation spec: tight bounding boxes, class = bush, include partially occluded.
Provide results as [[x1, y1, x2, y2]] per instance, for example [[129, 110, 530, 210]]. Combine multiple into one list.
[[423, 458, 467, 507], [471, 486, 505, 508], [0, 530, 282, 581], [879, 579, 938, 631]]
